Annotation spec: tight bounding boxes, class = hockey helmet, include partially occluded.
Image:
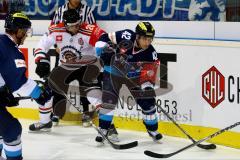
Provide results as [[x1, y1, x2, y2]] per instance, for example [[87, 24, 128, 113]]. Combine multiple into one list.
[[135, 22, 155, 38], [63, 9, 80, 26], [4, 12, 31, 31]]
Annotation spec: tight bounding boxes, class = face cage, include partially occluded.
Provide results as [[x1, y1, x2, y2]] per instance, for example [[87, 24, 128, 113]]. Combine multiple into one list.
[[21, 28, 33, 37], [65, 20, 81, 28]]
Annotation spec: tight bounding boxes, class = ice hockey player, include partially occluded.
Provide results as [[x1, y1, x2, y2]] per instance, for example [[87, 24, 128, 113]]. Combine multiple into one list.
[[95, 22, 162, 144], [30, 9, 103, 130], [39, 0, 97, 127], [0, 12, 52, 160]]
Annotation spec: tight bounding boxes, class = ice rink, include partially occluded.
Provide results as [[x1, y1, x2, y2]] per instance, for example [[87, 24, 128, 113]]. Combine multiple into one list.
[[4, 119, 240, 160]]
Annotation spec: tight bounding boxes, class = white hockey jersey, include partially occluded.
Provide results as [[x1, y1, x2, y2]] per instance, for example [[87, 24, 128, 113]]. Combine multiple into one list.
[[34, 23, 105, 65]]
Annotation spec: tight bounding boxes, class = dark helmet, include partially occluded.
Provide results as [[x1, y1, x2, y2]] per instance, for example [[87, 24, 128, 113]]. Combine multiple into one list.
[[135, 22, 155, 38], [63, 9, 80, 26], [5, 12, 31, 31]]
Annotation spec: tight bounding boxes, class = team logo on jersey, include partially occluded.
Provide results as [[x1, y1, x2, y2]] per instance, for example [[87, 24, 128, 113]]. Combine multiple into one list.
[[56, 35, 63, 42], [78, 38, 84, 45], [15, 59, 26, 68], [202, 66, 225, 108], [61, 46, 81, 59]]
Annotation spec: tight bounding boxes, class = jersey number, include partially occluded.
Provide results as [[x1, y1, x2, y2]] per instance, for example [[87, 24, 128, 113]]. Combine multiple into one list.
[[121, 31, 131, 40], [152, 51, 158, 61], [85, 24, 95, 31]]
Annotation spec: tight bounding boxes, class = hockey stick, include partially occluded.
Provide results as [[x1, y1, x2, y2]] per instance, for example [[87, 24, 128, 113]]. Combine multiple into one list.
[[90, 122, 138, 150], [144, 121, 240, 158], [157, 105, 216, 150], [112, 58, 215, 148], [15, 96, 31, 101], [60, 55, 97, 67], [112, 54, 215, 149], [47, 76, 138, 150]]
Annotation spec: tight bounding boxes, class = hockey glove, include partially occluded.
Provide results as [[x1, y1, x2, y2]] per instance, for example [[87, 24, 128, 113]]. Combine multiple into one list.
[[100, 44, 116, 66], [0, 86, 19, 107], [34, 84, 52, 106], [139, 61, 160, 85], [35, 57, 50, 78]]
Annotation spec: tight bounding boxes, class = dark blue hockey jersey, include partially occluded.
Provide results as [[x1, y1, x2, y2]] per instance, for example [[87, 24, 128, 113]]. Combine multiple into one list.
[[0, 34, 41, 99], [95, 29, 159, 76]]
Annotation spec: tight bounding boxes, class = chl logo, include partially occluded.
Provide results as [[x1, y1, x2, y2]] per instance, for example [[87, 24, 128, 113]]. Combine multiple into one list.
[[202, 66, 225, 108]]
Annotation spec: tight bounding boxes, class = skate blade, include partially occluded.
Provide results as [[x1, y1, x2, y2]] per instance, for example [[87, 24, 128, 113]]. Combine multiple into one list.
[[151, 138, 162, 144], [52, 122, 59, 126], [82, 122, 92, 127], [28, 128, 52, 133], [108, 135, 120, 143]]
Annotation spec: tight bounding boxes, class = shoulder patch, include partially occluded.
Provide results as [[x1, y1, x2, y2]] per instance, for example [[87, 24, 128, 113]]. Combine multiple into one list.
[[15, 59, 26, 68]]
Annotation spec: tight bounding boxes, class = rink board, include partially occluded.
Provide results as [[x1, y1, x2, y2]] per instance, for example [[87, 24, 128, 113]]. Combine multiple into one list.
[[8, 107, 240, 149], [7, 37, 240, 149]]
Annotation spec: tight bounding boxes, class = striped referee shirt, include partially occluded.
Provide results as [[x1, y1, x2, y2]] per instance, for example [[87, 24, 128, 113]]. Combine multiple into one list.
[[51, 2, 96, 25]]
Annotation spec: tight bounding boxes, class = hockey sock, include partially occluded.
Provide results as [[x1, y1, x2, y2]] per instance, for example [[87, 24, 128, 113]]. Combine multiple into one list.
[[99, 108, 114, 130], [3, 139, 22, 160], [39, 100, 53, 124], [39, 107, 52, 124], [143, 114, 158, 131]]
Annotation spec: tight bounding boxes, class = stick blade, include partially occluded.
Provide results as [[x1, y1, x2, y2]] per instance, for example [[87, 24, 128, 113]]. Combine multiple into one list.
[[144, 150, 172, 158], [115, 141, 138, 150], [197, 143, 217, 150], [92, 123, 138, 150]]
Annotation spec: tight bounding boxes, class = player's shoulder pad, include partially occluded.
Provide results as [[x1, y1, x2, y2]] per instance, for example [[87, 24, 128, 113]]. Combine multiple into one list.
[[115, 29, 135, 39], [118, 29, 135, 36], [122, 29, 135, 34], [48, 23, 66, 33], [79, 23, 98, 36], [80, 23, 106, 46]]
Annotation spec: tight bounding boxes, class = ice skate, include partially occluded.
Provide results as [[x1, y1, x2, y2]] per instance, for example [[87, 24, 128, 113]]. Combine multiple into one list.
[[29, 121, 52, 132], [147, 130, 163, 142], [51, 115, 59, 126], [108, 124, 120, 142], [95, 128, 108, 146], [82, 114, 92, 127]]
